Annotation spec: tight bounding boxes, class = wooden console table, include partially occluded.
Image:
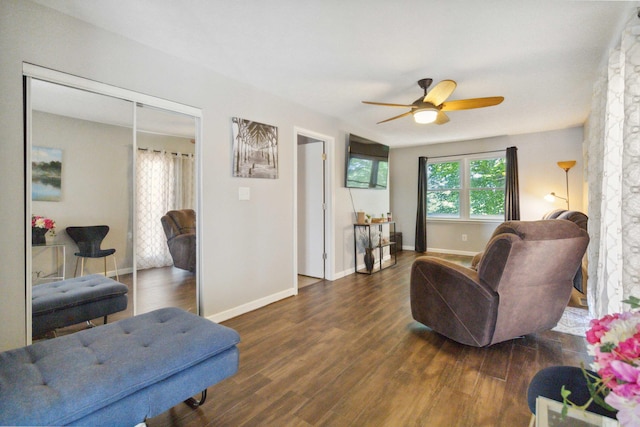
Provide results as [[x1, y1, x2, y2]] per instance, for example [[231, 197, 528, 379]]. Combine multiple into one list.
[[353, 221, 397, 274]]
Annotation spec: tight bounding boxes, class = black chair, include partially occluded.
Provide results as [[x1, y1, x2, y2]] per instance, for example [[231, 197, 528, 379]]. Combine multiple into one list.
[[527, 366, 617, 420], [66, 225, 119, 281]]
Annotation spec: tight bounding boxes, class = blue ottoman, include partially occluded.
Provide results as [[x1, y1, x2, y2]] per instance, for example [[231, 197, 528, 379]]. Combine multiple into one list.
[[0, 307, 240, 426], [32, 274, 128, 336]]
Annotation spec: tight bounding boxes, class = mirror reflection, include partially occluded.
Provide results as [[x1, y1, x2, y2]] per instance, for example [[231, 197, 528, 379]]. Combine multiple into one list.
[[29, 79, 198, 342], [135, 104, 197, 316]]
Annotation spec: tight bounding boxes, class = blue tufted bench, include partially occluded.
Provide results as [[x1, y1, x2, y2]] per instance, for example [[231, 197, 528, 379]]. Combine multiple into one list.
[[32, 274, 128, 336], [0, 307, 240, 426]]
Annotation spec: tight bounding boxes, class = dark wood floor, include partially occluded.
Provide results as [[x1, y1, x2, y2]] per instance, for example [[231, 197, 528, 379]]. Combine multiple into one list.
[[121, 266, 197, 317], [144, 251, 591, 427]]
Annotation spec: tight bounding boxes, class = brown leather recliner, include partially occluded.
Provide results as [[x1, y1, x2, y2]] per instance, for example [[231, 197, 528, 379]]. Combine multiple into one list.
[[410, 220, 589, 347], [471, 210, 589, 293], [161, 209, 196, 272]]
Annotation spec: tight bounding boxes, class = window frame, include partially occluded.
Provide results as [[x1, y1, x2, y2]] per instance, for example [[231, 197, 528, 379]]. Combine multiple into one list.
[[426, 153, 506, 222]]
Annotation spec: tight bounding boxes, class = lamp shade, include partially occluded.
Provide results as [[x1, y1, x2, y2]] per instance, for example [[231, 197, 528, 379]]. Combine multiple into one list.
[[557, 160, 576, 171], [413, 107, 438, 124]]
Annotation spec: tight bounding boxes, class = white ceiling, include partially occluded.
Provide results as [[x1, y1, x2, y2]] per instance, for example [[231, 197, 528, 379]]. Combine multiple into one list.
[[32, 0, 639, 147], [31, 79, 197, 138]]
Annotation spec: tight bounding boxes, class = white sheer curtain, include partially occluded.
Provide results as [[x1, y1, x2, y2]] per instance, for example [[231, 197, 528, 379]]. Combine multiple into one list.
[[136, 150, 195, 269], [586, 13, 640, 318]]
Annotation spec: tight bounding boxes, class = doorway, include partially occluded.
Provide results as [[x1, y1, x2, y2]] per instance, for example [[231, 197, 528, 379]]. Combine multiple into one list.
[[296, 128, 334, 289]]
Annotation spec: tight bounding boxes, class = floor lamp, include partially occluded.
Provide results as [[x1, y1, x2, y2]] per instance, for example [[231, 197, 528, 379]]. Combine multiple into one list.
[[545, 160, 576, 209]]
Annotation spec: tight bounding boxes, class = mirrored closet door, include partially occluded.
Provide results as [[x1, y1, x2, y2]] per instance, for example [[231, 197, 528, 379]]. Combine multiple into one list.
[[135, 104, 198, 315], [25, 65, 201, 343]]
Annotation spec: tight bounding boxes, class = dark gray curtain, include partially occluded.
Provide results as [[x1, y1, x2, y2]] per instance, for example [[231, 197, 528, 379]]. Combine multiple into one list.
[[415, 156, 428, 252], [505, 146, 520, 220]]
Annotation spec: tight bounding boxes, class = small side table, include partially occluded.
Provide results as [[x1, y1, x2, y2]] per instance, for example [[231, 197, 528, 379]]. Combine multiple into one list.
[[534, 396, 619, 426], [353, 221, 397, 274], [32, 242, 66, 285]]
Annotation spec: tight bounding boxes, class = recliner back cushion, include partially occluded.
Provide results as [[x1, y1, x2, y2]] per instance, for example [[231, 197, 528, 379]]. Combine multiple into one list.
[[478, 220, 588, 292], [556, 211, 588, 230], [476, 233, 517, 290], [168, 209, 196, 234], [476, 220, 589, 344]]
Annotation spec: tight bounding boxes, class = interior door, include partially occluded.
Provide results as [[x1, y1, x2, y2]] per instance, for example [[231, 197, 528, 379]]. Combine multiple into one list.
[[297, 137, 325, 278]]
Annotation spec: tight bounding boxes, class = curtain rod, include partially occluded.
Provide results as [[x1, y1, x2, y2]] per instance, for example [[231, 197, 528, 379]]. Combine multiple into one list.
[[137, 147, 193, 157], [424, 147, 510, 160]]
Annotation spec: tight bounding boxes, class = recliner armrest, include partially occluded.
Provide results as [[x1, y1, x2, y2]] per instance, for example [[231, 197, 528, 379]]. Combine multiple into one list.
[[410, 257, 499, 347], [470, 252, 483, 270], [167, 233, 196, 272]]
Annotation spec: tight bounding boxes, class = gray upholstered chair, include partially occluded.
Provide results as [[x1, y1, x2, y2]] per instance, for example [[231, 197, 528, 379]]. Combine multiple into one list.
[[410, 220, 589, 347], [553, 210, 588, 292], [161, 209, 196, 272]]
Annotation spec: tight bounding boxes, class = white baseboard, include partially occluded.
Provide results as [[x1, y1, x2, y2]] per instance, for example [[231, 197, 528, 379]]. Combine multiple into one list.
[[333, 269, 351, 279], [86, 267, 133, 280], [426, 247, 478, 257], [400, 246, 477, 257], [207, 287, 298, 323]]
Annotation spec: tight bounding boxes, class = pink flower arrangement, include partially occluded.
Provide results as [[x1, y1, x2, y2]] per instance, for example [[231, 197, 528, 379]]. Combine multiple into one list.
[[566, 297, 640, 426], [31, 215, 55, 231]]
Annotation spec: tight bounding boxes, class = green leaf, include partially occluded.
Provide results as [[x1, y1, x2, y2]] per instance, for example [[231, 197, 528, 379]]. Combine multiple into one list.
[[561, 404, 569, 419], [581, 366, 617, 412], [600, 342, 616, 353], [623, 296, 640, 309]]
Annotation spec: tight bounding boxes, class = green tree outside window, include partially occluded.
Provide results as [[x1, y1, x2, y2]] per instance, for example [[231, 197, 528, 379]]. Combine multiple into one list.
[[427, 156, 505, 219]]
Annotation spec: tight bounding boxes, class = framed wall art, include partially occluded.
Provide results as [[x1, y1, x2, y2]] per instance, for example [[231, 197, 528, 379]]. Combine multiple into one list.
[[32, 146, 63, 202], [231, 117, 278, 179]]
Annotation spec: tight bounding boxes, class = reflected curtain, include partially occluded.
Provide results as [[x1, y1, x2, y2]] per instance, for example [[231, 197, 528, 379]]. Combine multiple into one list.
[[504, 146, 520, 220], [415, 156, 428, 252], [586, 13, 640, 318], [136, 150, 195, 269]]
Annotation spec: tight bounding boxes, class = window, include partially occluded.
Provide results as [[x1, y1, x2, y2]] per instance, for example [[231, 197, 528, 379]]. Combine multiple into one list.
[[427, 161, 461, 217], [427, 155, 505, 220]]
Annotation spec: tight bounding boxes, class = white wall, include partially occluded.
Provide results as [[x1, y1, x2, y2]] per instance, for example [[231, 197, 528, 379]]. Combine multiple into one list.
[[30, 112, 195, 279], [137, 133, 195, 154], [325, 120, 394, 276], [32, 111, 134, 276], [0, 0, 390, 350], [390, 127, 585, 253]]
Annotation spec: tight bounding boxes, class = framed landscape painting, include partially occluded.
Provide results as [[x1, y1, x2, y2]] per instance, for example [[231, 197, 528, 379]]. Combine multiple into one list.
[[32, 146, 62, 202], [231, 117, 278, 179]]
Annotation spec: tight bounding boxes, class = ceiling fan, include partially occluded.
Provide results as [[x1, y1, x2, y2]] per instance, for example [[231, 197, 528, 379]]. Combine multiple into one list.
[[362, 78, 504, 125]]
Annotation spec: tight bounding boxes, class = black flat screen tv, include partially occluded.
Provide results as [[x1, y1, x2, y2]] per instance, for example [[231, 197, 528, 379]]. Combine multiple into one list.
[[345, 134, 389, 189]]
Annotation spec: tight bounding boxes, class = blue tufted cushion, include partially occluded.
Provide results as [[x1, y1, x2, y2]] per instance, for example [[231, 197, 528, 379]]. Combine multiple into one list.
[[0, 307, 240, 426], [32, 274, 128, 315]]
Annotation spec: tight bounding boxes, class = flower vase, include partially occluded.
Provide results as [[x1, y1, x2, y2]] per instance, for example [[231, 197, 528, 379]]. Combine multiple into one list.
[[364, 248, 375, 272], [32, 228, 47, 245]]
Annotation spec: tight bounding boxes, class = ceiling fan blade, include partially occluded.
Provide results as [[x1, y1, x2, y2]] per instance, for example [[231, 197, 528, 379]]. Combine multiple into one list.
[[424, 80, 457, 106], [362, 101, 415, 108], [377, 110, 413, 124], [440, 96, 504, 111], [434, 111, 450, 125]]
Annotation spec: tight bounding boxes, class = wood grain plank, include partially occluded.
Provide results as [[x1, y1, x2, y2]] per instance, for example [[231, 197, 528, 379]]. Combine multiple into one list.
[[141, 251, 589, 427]]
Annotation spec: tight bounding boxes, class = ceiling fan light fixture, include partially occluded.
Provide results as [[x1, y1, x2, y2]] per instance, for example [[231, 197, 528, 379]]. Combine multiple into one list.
[[413, 107, 438, 124]]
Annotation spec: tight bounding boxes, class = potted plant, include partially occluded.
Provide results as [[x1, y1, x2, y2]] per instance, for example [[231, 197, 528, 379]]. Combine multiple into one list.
[[356, 227, 379, 272], [31, 215, 55, 245]]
